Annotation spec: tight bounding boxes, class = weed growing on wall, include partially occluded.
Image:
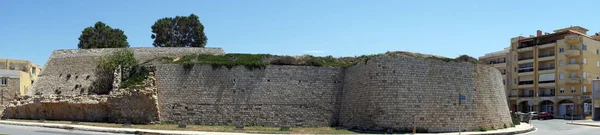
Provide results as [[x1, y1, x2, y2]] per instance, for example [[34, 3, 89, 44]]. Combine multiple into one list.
[[157, 51, 479, 70], [120, 66, 150, 89], [92, 49, 137, 94]]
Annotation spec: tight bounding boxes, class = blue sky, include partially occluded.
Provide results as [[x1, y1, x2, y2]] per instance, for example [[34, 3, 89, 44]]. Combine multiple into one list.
[[2, 0, 600, 66]]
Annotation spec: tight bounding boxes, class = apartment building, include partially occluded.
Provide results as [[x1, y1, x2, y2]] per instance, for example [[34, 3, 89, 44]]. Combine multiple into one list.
[[0, 58, 42, 105], [482, 26, 600, 119]]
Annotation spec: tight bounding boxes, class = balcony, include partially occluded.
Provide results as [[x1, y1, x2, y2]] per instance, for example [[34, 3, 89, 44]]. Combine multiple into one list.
[[518, 80, 534, 88], [565, 49, 581, 57], [539, 93, 556, 97], [566, 78, 581, 84], [538, 43, 555, 49], [519, 94, 534, 98], [538, 66, 555, 71], [565, 63, 581, 70], [565, 35, 582, 45], [518, 47, 534, 52], [518, 68, 534, 76], [538, 80, 556, 87], [488, 61, 506, 68], [538, 53, 555, 61], [518, 56, 534, 64]]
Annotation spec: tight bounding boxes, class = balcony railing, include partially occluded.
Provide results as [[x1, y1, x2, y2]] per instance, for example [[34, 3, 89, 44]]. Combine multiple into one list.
[[538, 80, 555, 83], [538, 66, 555, 71], [538, 53, 555, 58], [519, 94, 534, 97], [489, 61, 506, 64], [518, 56, 534, 61], [519, 80, 534, 85], [517, 44, 535, 49], [518, 68, 534, 73], [539, 93, 555, 97]]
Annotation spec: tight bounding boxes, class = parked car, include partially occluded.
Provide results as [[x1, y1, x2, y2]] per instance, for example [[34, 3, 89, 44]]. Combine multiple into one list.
[[537, 112, 554, 120], [528, 112, 538, 119]]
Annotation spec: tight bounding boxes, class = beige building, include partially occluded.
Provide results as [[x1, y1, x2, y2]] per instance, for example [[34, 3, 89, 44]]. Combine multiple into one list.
[[482, 26, 600, 119], [0, 58, 42, 105]]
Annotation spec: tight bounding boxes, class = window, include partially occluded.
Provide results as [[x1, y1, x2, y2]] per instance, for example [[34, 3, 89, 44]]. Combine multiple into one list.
[[514, 79, 517, 84], [560, 60, 565, 66], [584, 86, 587, 93], [571, 87, 576, 93], [32, 67, 36, 74], [560, 88, 565, 93], [503, 80, 506, 85], [597, 61, 599, 67], [570, 58, 576, 64], [583, 44, 588, 50], [571, 73, 577, 78], [560, 74, 564, 80], [584, 58, 587, 64], [597, 49, 599, 54], [584, 72, 587, 78], [559, 48, 565, 52], [1, 78, 6, 86]]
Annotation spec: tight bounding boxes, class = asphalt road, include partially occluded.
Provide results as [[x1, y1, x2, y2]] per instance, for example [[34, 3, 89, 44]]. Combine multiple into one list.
[[518, 119, 600, 135], [0, 124, 130, 135]]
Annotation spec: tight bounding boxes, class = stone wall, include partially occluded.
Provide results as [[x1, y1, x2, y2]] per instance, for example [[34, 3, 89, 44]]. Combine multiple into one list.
[[2, 95, 110, 122], [337, 57, 512, 132], [155, 65, 344, 126], [4, 48, 512, 132], [474, 64, 512, 129], [0, 78, 20, 105], [28, 47, 225, 96]]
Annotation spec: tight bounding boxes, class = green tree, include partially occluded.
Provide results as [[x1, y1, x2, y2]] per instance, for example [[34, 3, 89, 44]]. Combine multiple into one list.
[[151, 14, 208, 47], [77, 21, 129, 49]]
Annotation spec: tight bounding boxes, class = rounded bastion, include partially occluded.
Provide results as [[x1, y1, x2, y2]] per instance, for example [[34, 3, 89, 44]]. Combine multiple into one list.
[[337, 56, 512, 132]]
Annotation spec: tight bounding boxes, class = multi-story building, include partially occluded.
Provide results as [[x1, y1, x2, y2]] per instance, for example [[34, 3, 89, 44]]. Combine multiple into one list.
[[482, 26, 600, 119], [0, 58, 42, 105]]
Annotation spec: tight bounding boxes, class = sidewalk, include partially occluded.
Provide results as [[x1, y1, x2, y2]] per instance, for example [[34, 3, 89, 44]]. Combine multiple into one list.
[[0, 120, 534, 135], [566, 119, 600, 127]]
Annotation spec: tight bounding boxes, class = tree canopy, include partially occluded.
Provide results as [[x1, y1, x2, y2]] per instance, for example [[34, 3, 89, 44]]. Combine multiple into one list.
[[78, 21, 129, 49], [151, 14, 208, 47]]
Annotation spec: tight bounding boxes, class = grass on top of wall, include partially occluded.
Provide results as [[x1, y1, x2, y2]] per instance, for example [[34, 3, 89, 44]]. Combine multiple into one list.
[[150, 51, 479, 69], [5, 119, 356, 134]]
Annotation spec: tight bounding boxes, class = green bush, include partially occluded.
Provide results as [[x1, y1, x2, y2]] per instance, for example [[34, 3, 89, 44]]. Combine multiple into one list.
[[511, 114, 521, 126], [120, 66, 150, 88], [92, 49, 137, 94], [270, 56, 296, 65]]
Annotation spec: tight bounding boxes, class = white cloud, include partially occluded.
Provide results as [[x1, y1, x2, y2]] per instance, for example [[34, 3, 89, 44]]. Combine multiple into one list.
[[304, 50, 325, 53]]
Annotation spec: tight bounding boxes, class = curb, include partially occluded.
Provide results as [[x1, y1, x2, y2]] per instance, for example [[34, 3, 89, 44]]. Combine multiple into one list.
[[0, 120, 221, 135], [565, 122, 600, 127], [457, 124, 536, 135], [0, 120, 536, 135]]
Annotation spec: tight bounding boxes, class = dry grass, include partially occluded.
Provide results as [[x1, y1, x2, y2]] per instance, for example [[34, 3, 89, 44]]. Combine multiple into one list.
[[6, 119, 355, 134]]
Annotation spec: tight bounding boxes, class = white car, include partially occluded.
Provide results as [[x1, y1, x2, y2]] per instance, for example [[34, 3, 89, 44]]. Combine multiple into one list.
[[528, 112, 538, 118]]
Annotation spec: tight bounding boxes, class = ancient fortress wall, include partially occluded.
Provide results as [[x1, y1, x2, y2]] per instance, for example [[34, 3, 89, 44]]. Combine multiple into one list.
[[3, 47, 512, 133], [28, 47, 225, 96], [337, 57, 512, 132], [155, 65, 344, 126]]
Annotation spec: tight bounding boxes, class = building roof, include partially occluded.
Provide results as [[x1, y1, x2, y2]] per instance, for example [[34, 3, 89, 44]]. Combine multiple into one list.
[[479, 48, 509, 60], [0, 70, 22, 78]]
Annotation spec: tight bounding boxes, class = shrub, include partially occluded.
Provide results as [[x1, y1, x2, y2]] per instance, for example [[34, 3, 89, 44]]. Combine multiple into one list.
[[91, 49, 137, 94], [270, 56, 296, 65], [120, 65, 150, 88]]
